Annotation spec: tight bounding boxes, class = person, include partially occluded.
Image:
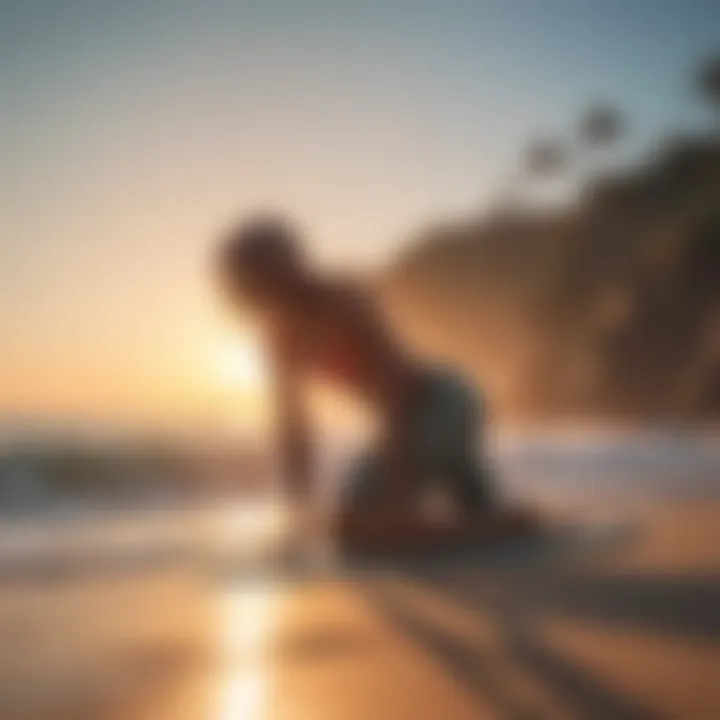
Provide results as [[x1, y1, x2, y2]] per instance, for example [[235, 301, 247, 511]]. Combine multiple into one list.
[[216, 214, 494, 535]]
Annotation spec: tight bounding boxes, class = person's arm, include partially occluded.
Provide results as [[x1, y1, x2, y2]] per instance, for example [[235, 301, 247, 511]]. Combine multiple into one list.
[[274, 347, 313, 501]]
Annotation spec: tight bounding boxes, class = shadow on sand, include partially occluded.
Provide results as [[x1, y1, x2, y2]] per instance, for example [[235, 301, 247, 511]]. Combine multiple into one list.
[[360, 540, 720, 719]]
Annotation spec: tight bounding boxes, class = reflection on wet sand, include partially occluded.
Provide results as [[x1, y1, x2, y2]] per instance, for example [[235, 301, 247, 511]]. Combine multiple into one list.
[[0, 441, 718, 719], [216, 583, 278, 720]]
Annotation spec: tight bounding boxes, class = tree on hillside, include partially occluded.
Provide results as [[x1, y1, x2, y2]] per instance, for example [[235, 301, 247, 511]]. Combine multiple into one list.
[[579, 105, 623, 147], [517, 136, 567, 208], [576, 104, 624, 191], [524, 137, 567, 176], [696, 55, 720, 127]]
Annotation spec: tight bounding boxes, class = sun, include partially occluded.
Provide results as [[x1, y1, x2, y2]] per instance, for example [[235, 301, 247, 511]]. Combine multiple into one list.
[[214, 334, 268, 392]]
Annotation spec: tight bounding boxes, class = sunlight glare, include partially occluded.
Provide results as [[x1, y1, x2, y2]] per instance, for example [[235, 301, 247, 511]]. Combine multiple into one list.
[[214, 335, 268, 393], [217, 584, 279, 720]]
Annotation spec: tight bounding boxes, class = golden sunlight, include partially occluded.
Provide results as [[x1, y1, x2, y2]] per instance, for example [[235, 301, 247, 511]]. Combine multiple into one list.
[[213, 334, 269, 394]]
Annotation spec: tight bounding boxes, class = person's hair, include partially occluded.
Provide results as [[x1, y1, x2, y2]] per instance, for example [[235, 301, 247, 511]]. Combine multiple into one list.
[[218, 214, 303, 282]]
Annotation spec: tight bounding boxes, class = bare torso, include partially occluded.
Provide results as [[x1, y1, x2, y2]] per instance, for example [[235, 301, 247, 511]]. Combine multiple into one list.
[[271, 280, 422, 414], [266, 279, 424, 497]]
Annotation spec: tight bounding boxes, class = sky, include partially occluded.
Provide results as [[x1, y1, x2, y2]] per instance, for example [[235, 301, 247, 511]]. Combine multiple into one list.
[[1, 0, 718, 427]]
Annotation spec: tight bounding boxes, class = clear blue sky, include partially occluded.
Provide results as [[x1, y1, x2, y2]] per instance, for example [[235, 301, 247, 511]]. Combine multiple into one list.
[[1, 0, 718, 419]]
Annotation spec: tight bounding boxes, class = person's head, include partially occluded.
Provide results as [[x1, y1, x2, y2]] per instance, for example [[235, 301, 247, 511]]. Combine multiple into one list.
[[216, 214, 308, 312]]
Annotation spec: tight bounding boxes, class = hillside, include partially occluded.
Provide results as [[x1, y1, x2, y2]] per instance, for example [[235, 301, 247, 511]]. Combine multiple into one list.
[[381, 136, 720, 422]]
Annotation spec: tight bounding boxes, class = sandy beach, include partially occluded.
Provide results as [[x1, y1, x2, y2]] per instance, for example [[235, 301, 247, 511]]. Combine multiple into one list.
[[1, 440, 719, 720]]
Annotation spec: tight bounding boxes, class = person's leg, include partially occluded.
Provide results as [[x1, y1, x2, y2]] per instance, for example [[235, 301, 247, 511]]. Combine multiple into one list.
[[418, 368, 496, 514], [341, 370, 495, 517], [340, 449, 385, 512], [447, 457, 495, 512], [337, 445, 421, 546], [453, 388, 497, 512]]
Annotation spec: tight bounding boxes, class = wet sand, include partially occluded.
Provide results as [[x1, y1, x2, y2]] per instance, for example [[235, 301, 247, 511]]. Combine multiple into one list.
[[265, 498, 720, 720], [1, 495, 719, 719]]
